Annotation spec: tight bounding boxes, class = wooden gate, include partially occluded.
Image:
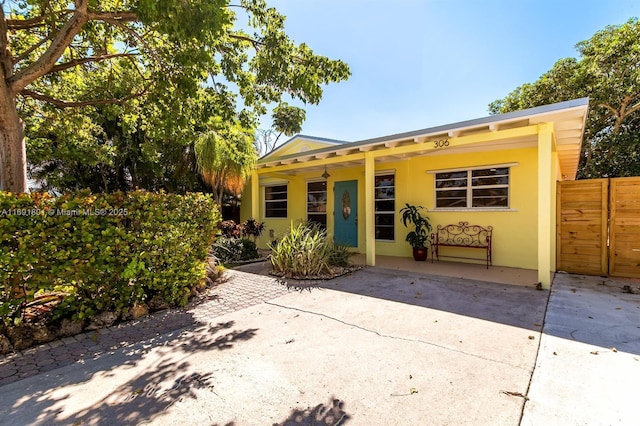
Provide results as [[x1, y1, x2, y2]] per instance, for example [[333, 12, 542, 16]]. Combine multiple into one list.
[[556, 179, 608, 275], [557, 177, 640, 278], [609, 177, 640, 277]]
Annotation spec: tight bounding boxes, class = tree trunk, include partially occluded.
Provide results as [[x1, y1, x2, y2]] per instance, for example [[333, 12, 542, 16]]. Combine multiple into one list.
[[0, 91, 27, 193]]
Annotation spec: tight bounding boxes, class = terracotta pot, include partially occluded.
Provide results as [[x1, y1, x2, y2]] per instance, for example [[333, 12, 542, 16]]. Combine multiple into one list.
[[412, 247, 428, 261]]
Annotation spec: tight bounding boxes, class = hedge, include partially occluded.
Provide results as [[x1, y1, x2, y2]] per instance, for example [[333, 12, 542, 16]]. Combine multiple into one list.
[[0, 191, 220, 324]]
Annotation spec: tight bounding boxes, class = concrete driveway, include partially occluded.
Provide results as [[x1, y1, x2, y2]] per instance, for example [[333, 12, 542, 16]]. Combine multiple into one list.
[[522, 273, 640, 426], [0, 267, 547, 425], [0, 266, 636, 425]]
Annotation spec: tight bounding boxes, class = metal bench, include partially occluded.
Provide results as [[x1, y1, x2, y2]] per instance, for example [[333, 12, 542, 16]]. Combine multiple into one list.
[[431, 221, 493, 268]]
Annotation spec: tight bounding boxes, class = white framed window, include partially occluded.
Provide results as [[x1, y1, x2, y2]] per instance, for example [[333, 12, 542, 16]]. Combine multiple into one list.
[[265, 184, 288, 218], [375, 173, 395, 241], [435, 166, 510, 209], [307, 180, 327, 228]]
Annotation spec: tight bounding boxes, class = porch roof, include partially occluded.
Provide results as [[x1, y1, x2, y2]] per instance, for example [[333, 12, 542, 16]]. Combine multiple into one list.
[[257, 98, 589, 180]]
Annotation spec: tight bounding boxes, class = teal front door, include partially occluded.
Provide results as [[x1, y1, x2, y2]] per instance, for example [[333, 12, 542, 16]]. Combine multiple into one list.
[[334, 180, 358, 247]]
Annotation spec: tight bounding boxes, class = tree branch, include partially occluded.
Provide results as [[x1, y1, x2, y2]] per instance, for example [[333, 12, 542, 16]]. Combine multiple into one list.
[[6, 10, 74, 30], [86, 11, 137, 22], [8, 0, 91, 94], [104, 19, 163, 67], [47, 53, 138, 74], [599, 102, 620, 118], [12, 31, 57, 65], [229, 33, 264, 49], [624, 100, 640, 117], [20, 87, 146, 108]]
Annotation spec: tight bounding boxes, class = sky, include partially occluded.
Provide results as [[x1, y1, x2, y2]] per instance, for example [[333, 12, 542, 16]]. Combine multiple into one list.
[[263, 0, 640, 143]]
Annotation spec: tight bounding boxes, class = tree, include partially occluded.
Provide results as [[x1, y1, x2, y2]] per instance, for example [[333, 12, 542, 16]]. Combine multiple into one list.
[[194, 119, 257, 207], [26, 83, 218, 194], [489, 18, 640, 178], [254, 128, 281, 157], [1, 0, 350, 193]]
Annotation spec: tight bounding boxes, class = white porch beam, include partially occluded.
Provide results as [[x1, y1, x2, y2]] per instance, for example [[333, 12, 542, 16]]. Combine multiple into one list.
[[537, 123, 554, 289], [365, 152, 375, 266], [251, 170, 259, 220], [256, 152, 366, 174]]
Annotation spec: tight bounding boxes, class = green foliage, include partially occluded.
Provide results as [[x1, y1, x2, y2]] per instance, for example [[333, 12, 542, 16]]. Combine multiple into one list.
[[269, 221, 352, 277], [489, 18, 640, 178], [328, 243, 354, 267], [211, 237, 244, 263], [0, 191, 219, 324], [211, 237, 259, 263], [272, 103, 306, 136], [195, 121, 258, 205], [400, 203, 432, 248], [2, 0, 351, 193], [240, 238, 259, 261]]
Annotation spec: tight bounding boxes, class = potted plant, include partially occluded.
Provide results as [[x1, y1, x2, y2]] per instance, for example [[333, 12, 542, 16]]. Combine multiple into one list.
[[400, 203, 432, 261]]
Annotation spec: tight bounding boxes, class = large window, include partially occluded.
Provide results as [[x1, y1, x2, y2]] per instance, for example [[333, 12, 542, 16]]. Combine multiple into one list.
[[375, 174, 395, 240], [307, 181, 327, 228], [435, 167, 509, 209], [265, 185, 288, 218]]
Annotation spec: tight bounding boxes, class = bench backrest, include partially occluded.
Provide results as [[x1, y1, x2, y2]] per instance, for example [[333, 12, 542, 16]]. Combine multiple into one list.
[[433, 221, 492, 247]]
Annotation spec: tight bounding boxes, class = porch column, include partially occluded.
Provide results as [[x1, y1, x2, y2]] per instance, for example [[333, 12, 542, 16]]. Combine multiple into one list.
[[537, 123, 554, 289], [364, 152, 375, 266], [251, 170, 259, 220]]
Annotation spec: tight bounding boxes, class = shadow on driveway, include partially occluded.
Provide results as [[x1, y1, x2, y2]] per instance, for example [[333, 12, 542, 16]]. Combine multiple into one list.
[[1, 321, 258, 426]]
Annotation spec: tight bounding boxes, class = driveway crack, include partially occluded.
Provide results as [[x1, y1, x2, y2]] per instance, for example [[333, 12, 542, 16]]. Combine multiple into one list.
[[265, 301, 530, 371]]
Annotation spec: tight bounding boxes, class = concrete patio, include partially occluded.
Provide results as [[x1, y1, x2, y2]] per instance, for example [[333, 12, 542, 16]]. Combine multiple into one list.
[[350, 254, 541, 287]]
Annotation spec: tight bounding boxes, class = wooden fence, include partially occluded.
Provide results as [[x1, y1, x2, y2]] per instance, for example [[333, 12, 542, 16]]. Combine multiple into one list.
[[557, 177, 640, 278]]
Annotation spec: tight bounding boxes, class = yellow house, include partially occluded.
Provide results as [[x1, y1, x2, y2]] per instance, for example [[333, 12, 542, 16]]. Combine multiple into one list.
[[240, 98, 589, 289]]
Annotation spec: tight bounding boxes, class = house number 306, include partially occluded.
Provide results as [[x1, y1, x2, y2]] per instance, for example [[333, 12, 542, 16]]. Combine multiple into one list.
[[433, 139, 450, 149]]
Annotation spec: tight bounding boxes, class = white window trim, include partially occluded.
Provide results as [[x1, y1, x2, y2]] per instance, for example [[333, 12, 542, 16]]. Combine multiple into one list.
[[426, 162, 519, 174], [374, 172, 396, 242], [430, 208, 519, 212], [264, 184, 288, 219], [432, 165, 513, 210]]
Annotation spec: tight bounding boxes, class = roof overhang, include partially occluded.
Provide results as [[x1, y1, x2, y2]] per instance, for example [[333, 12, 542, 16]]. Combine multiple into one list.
[[257, 98, 589, 180]]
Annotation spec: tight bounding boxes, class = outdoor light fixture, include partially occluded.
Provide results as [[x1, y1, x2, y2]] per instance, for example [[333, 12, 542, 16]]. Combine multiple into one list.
[[321, 166, 330, 180]]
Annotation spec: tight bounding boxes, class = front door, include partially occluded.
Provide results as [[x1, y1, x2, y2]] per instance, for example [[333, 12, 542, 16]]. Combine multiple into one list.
[[334, 180, 358, 247]]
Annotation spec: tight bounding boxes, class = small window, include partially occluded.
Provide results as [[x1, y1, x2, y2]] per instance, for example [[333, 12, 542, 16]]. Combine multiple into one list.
[[375, 174, 395, 240], [265, 185, 288, 218], [307, 181, 327, 228], [435, 167, 509, 209]]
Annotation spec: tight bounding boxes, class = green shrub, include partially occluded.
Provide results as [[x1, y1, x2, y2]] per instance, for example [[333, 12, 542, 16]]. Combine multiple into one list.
[[211, 237, 259, 263], [0, 191, 219, 324], [240, 238, 259, 260], [211, 236, 244, 263], [269, 222, 354, 277], [269, 221, 331, 277], [328, 243, 354, 267]]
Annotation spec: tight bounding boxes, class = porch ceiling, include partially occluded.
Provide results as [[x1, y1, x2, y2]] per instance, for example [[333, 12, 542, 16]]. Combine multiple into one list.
[[257, 98, 589, 180]]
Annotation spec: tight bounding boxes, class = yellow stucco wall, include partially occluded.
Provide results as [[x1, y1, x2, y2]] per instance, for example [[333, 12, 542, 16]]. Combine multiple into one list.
[[242, 146, 544, 270]]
